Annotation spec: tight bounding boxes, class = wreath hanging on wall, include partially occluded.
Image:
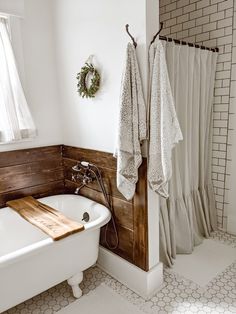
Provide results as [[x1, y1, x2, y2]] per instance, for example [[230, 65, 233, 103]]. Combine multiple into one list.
[[77, 62, 100, 98]]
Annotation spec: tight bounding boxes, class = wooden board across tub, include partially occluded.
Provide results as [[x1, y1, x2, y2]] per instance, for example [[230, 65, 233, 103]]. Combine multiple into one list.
[[7, 196, 84, 240]]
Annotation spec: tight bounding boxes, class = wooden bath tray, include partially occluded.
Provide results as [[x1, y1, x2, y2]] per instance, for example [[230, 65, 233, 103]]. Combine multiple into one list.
[[7, 196, 84, 240]]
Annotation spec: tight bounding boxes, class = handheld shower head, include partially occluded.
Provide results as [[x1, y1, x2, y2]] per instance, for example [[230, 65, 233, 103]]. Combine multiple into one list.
[[81, 161, 90, 167]]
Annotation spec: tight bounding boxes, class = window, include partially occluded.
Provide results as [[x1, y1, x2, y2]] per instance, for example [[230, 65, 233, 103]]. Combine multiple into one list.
[[0, 17, 36, 143]]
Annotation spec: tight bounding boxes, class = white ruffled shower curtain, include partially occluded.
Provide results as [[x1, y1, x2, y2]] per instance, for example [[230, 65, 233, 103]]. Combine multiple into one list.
[[160, 41, 218, 266]]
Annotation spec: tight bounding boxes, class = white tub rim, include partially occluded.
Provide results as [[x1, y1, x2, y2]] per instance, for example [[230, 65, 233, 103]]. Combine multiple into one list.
[[0, 194, 111, 267]]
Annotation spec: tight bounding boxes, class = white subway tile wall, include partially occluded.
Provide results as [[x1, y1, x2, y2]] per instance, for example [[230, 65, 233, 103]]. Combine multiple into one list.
[[159, 0, 235, 229]]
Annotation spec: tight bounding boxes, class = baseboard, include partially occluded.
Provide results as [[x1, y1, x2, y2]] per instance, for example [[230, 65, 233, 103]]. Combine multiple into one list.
[[97, 246, 163, 299]]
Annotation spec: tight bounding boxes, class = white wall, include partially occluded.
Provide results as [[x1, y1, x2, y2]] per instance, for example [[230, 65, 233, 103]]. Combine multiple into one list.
[[52, 0, 147, 153], [52, 0, 160, 269], [145, 0, 160, 269], [0, 0, 24, 17], [0, 0, 63, 152]]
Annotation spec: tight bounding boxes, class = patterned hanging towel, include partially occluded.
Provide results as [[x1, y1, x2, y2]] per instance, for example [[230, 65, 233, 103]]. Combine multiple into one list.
[[114, 43, 147, 201], [148, 40, 183, 198]]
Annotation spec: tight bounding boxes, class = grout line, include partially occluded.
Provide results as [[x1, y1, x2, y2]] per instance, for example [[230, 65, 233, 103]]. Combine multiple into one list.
[[221, 0, 236, 230], [160, 0, 235, 230]]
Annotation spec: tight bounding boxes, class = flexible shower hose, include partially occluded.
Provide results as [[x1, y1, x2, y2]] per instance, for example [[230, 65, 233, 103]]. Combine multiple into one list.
[[88, 165, 119, 250]]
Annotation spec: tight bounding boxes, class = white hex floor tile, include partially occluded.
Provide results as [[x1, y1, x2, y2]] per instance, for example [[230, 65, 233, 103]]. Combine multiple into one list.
[[3, 231, 236, 314]]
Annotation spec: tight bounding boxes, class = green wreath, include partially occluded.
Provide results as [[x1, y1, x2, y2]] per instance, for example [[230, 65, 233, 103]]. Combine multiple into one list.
[[77, 63, 100, 98]]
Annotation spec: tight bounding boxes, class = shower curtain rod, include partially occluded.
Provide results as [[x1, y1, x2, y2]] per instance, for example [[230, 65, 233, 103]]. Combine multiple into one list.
[[159, 35, 219, 53]]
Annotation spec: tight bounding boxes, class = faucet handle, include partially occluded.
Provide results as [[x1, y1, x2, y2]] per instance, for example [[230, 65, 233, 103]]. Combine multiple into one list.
[[83, 175, 93, 184], [72, 163, 82, 172]]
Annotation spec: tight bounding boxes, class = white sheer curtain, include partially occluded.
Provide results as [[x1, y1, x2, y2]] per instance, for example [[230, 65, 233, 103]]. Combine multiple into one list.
[[160, 41, 218, 266], [0, 18, 36, 143]]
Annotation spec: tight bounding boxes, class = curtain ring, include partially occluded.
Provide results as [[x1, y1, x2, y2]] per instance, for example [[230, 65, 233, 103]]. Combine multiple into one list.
[[181, 39, 187, 48]]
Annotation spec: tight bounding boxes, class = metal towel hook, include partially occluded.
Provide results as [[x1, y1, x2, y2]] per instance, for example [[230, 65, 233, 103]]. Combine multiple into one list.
[[150, 22, 164, 45], [125, 24, 137, 48]]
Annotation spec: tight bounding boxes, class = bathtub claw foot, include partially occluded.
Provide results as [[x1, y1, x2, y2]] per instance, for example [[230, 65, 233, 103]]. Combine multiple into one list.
[[67, 272, 83, 298]]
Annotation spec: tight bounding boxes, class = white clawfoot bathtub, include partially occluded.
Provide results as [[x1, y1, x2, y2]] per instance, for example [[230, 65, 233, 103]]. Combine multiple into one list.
[[0, 194, 111, 313]]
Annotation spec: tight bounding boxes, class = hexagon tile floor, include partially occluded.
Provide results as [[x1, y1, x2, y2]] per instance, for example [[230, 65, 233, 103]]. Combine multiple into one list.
[[4, 231, 236, 314]]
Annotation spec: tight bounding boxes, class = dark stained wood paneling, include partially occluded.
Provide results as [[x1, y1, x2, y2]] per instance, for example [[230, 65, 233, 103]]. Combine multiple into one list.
[[0, 144, 149, 271], [63, 145, 148, 270], [63, 146, 117, 170], [0, 181, 64, 208], [133, 159, 148, 270], [0, 161, 63, 193], [0, 145, 62, 167], [100, 224, 134, 263], [0, 145, 64, 208]]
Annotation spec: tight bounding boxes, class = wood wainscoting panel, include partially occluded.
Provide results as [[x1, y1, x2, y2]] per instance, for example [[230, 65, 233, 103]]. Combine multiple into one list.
[[0, 144, 149, 271], [0, 145, 64, 207], [133, 160, 148, 270], [62, 145, 148, 271]]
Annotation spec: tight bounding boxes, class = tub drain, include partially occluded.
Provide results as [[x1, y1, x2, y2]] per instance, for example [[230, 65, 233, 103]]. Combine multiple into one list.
[[82, 212, 90, 222]]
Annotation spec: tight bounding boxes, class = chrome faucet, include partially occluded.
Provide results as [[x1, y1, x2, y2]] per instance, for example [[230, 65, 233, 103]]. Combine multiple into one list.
[[75, 184, 85, 195], [72, 161, 95, 195]]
